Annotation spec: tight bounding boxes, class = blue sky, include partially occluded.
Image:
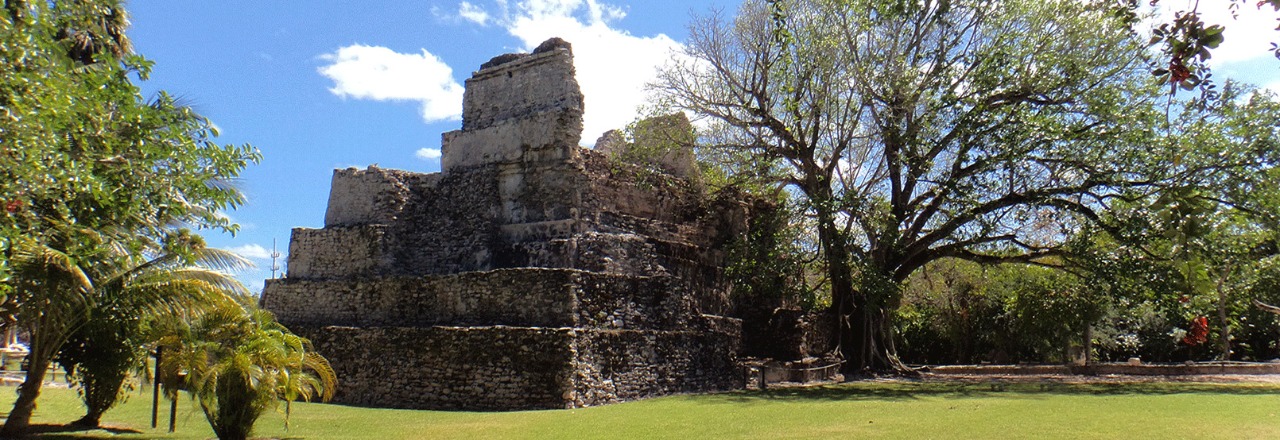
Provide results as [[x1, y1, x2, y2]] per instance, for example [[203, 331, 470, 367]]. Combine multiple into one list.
[[123, 0, 1279, 291]]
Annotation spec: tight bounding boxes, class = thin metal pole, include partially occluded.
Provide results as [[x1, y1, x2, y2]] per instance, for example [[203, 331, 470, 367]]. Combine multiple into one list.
[[151, 348, 161, 429]]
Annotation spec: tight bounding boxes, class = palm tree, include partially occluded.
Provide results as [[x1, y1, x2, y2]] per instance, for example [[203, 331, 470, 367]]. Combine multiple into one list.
[[0, 226, 250, 435], [57, 239, 250, 427], [0, 235, 96, 436], [156, 298, 336, 440]]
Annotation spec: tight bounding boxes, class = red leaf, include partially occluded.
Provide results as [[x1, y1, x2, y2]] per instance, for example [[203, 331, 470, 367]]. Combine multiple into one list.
[[1169, 59, 1192, 83]]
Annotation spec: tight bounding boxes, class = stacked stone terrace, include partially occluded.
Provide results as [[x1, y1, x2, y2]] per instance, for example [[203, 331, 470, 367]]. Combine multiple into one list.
[[260, 38, 753, 410]]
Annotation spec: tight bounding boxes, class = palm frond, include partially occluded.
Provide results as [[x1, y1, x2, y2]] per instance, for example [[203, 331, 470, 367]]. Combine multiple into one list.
[[189, 248, 253, 273]]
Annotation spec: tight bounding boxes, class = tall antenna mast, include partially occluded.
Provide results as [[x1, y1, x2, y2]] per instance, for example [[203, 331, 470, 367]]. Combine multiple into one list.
[[270, 238, 282, 279]]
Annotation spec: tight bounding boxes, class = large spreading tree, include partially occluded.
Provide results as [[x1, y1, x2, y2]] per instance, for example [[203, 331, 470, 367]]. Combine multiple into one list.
[[654, 0, 1279, 371]]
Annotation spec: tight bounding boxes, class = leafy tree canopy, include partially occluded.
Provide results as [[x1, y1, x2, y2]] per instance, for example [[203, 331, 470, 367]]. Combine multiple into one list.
[[654, 0, 1280, 370], [0, 1, 260, 435]]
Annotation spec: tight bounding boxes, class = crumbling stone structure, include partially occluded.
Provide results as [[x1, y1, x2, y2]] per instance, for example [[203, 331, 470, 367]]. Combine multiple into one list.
[[260, 38, 755, 410]]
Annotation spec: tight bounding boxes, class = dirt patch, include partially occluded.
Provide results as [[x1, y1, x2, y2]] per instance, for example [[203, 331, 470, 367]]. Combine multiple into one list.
[[914, 373, 1280, 385], [911, 362, 1280, 384]]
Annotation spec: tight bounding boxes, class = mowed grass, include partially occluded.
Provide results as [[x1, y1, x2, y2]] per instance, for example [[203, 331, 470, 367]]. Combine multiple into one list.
[[3, 381, 1280, 439]]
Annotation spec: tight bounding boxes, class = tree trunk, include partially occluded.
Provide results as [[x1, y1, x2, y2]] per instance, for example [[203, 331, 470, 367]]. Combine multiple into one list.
[[805, 174, 903, 374], [3, 290, 84, 437], [73, 409, 105, 428], [1084, 325, 1094, 365], [1215, 264, 1232, 360], [1216, 279, 1231, 360], [2, 351, 51, 437], [813, 202, 863, 372], [152, 348, 162, 429], [825, 250, 903, 371], [73, 360, 129, 427]]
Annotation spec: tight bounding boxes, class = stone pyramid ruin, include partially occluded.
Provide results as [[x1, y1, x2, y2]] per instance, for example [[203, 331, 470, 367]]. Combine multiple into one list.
[[260, 38, 758, 410]]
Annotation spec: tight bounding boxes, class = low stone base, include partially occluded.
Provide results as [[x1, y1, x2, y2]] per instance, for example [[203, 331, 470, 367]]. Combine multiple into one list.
[[293, 322, 742, 411]]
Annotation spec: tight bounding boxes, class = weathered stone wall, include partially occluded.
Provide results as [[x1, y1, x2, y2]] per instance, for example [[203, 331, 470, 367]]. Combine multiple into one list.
[[388, 165, 502, 275], [286, 154, 742, 284], [263, 269, 705, 331], [595, 113, 700, 181], [295, 325, 576, 410], [442, 39, 583, 173], [262, 38, 755, 412], [323, 167, 440, 227], [570, 316, 744, 406], [264, 269, 579, 328], [285, 225, 393, 279], [740, 308, 838, 361], [293, 323, 743, 411]]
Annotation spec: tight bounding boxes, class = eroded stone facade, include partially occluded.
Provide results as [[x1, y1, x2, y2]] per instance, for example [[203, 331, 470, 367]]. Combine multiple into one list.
[[260, 38, 756, 410]]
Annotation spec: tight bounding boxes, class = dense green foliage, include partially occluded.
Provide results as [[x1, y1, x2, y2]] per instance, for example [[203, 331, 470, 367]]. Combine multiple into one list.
[[0, 1, 256, 272], [0, 0, 267, 436], [657, 0, 1280, 370], [154, 299, 335, 440], [55, 235, 252, 427]]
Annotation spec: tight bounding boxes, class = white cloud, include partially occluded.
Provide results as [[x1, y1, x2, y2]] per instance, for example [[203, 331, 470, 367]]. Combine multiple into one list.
[[1148, 3, 1280, 67], [459, 1, 491, 25], [1199, 6, 1279, 67], [318, 45, 465, 122], [467, 0, 684, 144], [1265, 79, 1280, 95], [416, 147, 443, 160], [228, 244, 275, 260], [319, 1, 685, 143]]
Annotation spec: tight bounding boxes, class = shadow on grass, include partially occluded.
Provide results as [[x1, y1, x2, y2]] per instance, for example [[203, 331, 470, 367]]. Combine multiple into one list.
[[701, 380, 1280, 405], [12, 423, 147, 439], [8, 423, 306, 440]]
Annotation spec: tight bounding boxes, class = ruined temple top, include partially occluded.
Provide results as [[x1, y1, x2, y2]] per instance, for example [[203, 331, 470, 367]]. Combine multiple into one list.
[[442, 37, 584, 171], [479, 37, 573, 70]]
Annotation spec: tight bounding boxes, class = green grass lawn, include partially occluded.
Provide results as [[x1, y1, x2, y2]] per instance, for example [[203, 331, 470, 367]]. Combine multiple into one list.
[[2, 381, 1279, 439]]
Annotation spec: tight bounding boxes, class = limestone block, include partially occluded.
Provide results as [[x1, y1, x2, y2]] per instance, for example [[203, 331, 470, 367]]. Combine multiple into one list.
[[499, 220, 580, 242], [295, 325, 577, 410], [632, 113, 699, 180], [269, 269, 592, 328], [594, 129, 626, 155], [441, 110, 582, 171], [324, 166, 434, 227], [496, 162, 583, 224], [462, 44, 582, 132], [290, 322, 741, 411], [568, 326, 743, 406], [285, 225, 392, 279]]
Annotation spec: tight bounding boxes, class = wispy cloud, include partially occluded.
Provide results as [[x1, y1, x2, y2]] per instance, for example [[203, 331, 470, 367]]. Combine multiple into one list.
[[1265, 79, 1280, 95], [459, 1, 491, 25], [318, 45, 465, 122], [228, 244, 276, 260], [416, 147, 443, 160]]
